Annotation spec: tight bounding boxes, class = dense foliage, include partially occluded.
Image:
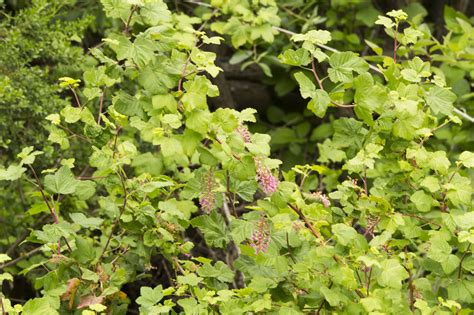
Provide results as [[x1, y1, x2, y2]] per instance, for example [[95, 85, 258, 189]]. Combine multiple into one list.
[[1, 0, 473, 314]]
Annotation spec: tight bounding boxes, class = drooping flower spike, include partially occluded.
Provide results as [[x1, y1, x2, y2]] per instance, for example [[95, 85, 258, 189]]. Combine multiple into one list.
[[250, 215, 271, 255], [199, 169, 216, 214], [236, 124, 252, 143], [254, 158, 278, 194]]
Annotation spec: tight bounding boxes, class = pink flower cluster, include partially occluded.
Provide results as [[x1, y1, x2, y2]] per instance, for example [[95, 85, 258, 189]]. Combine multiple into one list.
[[199, 170, 216, 214], [250, 216, 271, 255], [237, 124, 252, 143], [254, 158, 278, 194], [313, 191, 331, 208]]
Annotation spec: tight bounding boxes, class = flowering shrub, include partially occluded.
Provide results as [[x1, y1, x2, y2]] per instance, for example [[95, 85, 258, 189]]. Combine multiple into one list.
[[0, 1, 473, 314]]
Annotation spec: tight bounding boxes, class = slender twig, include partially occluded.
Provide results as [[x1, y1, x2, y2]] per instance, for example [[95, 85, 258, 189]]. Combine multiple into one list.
[[366, 267, 372, 295], [393, 24, 398, 63], [123, 5, 138, 36], [311, 58, 355, 108], [316, 282, 332, 314], [28, 166, 58, 224], [278, 4, 307, 22], [286, 232, 296, 263], [458, 244, 471, 279], [58, 124, 91, 143], [454, 108, 474, 123], [221, 192, 246, 288], [98, 170, 128, 262], [162, 260, 176, 288], [401, 213, 442, 227], [288, 203, 323, 242], [419, 119, 450, 147], [76, 176, 107, 180], [97, 87, 106, 125], [183, 0, 212, 7], [111, 126, 122, 159], [355, 269, 363, 286], [68, 85, 82, 108], [177, 9, 218, 94], [178, 55, 193, 93], [111, 247, 130, 271], [225, 170, 237, 216], [0, 247, 43, 270], [311, 58, 324, 90], [402, 263, 415, 311], [316, 299, 326, 315], [6, 214, 49, 256], [362, 167, 368, 195]]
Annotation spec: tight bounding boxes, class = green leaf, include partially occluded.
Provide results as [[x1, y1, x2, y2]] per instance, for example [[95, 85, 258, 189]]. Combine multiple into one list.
[[377, 259, 409, 288], [100, 0, 130, 20], [293, 72, 315, 99], [229, 50, 252, 64], [420, 176, 440, 193], [186, 110, 211, 135], [354, 73, 387, 112], [401, 69, 421, 83], [317, 139, 346, 163], [152, 94, 177, 112], [191, 210, 229, 248], [0, 254, 11, 264], [113, 91, 143, 117], [34, 221, 77, 243], [278, 48, 311, 66], [445, 174, 472, 207], [425, 86, 456, 115], [74, 180, 96, 200], [212, 108, 239, 132], [182, 76, 217, 111], [0, 164, 26, 181], [0, 272, 13, 282], [197, 261, 234, 283], [332, 223, 358, 246], [105, 34, 155, 67], [18, 146, 43, 166], [81, 268, 100, 282], [249, 276, 278, 293], [230, 219, 254, 244], [308, 90, 330, 118], [428, 238, 460, 274], [328, 52, 369, 83], [177, 273, 203, 286], [44, 166, 78, 195], [291, 30, 331, 45], [320, 286, 344, 307], [136, 286, 164, 307], [161, 114, 182, 129], [364, 40, 383, 55], [410, 190, 432, 212], [60, 106, 81, 123], [459, 151, 474, 168], [140, 0, 172, 25], [375, 16, 394, 28], [22, 297, 59, 315], [69, 213, 103, 229]]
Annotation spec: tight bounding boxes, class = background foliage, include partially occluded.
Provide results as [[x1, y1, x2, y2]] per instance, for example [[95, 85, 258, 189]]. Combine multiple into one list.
[[0, 0, 473, 314]]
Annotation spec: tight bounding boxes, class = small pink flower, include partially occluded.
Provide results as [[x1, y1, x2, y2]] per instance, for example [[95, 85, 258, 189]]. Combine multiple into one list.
[[254, 158, 278, 194], [237, 124, 252, 143], [199, 170, 216, 214], [250, 216, 271, 255], [313, 191, 331, 208]]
